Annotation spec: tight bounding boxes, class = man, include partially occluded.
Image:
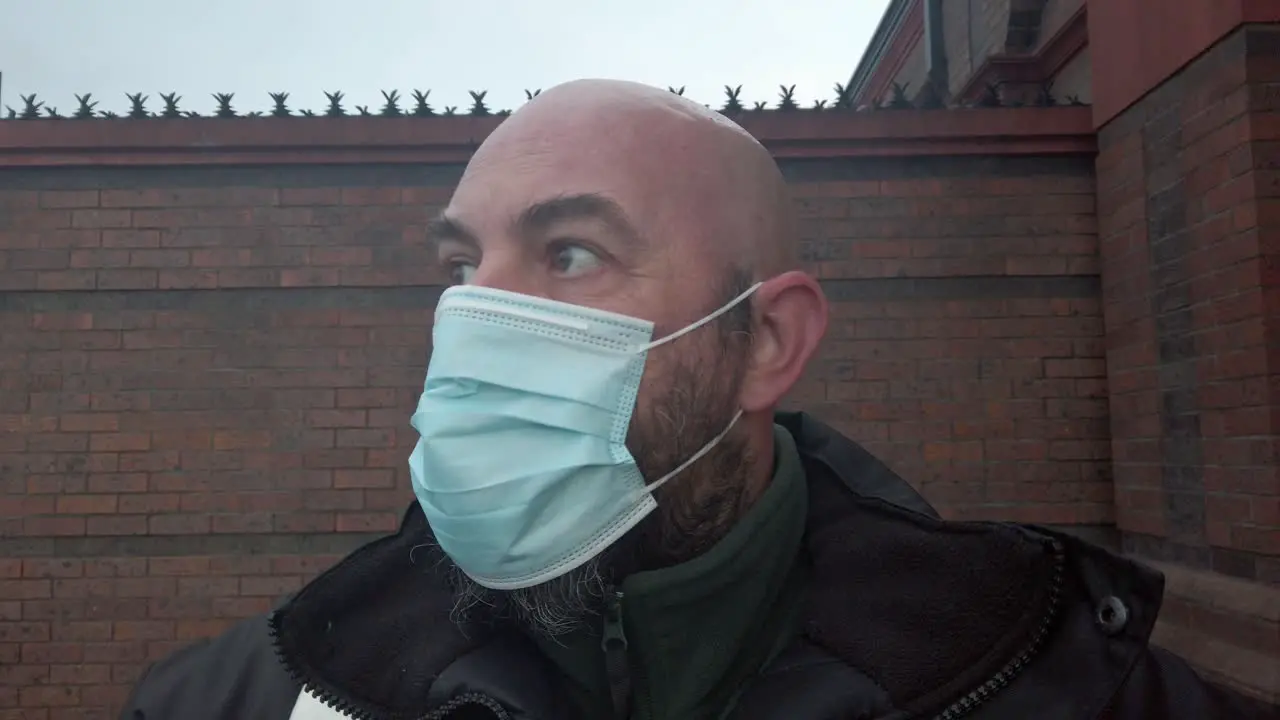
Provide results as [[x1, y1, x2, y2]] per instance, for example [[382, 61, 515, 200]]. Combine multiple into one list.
[[121, 80, 1271, 720]]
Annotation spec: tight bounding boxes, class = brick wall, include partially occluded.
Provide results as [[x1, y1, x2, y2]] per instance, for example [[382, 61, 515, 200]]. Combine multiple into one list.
[[787, 159, 1105, 523], [0, 146, 1102, 717], [0, 176, 454, 716], [1095, 23, 1280, 700]]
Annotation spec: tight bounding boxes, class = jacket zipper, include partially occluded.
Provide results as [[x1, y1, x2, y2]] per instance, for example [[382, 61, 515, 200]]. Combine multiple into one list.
[[267, 611, 512, 720], [269, 535, 1063, 720], [929, 538, 1066, 720], [419, 692, 512, 720], [602, 589, 633, 719]]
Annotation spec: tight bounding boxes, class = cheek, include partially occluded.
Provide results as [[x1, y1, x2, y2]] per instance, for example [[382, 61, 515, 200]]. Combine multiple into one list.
[[630, 349, 677, 423], [628, 332, 720, 425]]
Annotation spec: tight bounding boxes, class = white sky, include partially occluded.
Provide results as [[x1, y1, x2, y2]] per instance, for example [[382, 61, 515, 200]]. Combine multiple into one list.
[[0, 0, 891, 117]]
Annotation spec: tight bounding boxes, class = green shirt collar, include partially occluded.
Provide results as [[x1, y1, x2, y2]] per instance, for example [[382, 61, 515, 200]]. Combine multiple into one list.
[[535, 424, 809, 720]]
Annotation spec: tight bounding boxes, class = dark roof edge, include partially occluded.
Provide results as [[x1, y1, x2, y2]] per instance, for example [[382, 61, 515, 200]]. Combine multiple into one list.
[[847, 0, 914, 104]]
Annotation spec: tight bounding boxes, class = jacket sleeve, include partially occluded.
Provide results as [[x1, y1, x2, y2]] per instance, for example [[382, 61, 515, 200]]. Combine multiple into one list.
[[118, 613, 301, 720], [1105, 645, 1277, 719]]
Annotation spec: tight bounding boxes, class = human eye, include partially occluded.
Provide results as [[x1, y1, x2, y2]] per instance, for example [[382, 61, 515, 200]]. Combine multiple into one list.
[[445, 260, 477, 285], [547, 243, 603, 278]]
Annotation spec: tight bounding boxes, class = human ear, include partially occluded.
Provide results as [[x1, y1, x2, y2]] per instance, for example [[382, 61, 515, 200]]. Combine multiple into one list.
[[737, 271, 828, 412]]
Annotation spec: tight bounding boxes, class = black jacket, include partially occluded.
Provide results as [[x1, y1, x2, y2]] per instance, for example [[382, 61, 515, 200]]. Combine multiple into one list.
[[121, 412, 1275, 719]]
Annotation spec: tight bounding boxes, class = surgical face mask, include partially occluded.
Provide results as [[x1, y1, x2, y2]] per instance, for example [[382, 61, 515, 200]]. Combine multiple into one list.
[[408, 282, 761, 590]]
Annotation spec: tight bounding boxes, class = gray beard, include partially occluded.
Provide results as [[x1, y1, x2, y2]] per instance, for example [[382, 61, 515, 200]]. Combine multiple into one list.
[[447, 552, 612, 638], [442, 409, 753, 640]]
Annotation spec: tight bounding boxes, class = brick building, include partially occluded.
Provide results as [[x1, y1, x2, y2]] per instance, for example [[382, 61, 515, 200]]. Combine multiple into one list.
[[0, 0, 1277, 715], [847, 0, 1280, 705]]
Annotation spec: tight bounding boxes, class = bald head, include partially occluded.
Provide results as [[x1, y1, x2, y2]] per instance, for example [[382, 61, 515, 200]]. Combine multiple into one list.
[[435, 80, 827, 634], [449, 79, 795, 297]]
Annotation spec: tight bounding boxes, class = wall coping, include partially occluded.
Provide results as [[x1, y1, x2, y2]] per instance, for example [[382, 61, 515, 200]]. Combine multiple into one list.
[[1151, 561, 1280, 704], [0, 107, 1096, 168]]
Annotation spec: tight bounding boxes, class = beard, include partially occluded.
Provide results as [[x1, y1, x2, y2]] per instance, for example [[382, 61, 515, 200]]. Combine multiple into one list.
[[446, 285, 757, 638]]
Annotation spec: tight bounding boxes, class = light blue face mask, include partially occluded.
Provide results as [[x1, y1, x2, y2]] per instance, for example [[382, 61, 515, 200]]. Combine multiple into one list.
[[409, 282, 761, 590]]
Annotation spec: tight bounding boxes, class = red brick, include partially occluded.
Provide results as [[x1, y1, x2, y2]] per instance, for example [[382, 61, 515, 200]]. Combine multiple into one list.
[[146, 515, 210, 535], [211, 597, 271, 619], [173, 577, 238, 597], [57, 414, 118, 433], [156, 268, 218, 289], [1252, 496, 1280, 526], [0, 622, 50, 643], [211, 430, 271, 450], [280, 268, 340, 287], [84, 559, 146, 579], [47, 663, 112, 685], [95, 269, 157, 290], [335, 388, 399, 408], [35, 271, 96, 291], [303, 490, 364, 511], [310, 247, 372, 266], [70, 210, 130, 229], [175, 619, 233, 640], [101, 228, 161, 248], [238, 576, 303, 598], [273, 513, 335, 533], [113, 578, 175, 599], [111, 621, 173, 642], [80, 640, 144, 665], [365, 490, 410, 510], [341, 188, 401, 206], [18, 685, 78, 707], [307, 409, 366, 428], [336, 512, 399, 533], [216, 268, 279, 287], [401, 187, 452, 205], [210, 513, 273, 534], [53, 496, 118, 515], [21, 517, 86, 538], [333, 469, 395, 489], [68, 249, 129, 269], [335, 428, 394, 448], [128, 250, 190, 268], [116, 495, 178, 514], [19, 642, 80, 664], [9, 250, 71, 271], [39, 191, 99, 210], [280, 188, 341, 206], [88, 434, 149, 453]]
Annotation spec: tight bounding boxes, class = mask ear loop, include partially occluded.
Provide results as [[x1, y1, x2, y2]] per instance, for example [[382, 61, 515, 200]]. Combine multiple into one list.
[[642, 408, 745, 494], [631, 281, 759, 493], [641, 281, 763, 351]]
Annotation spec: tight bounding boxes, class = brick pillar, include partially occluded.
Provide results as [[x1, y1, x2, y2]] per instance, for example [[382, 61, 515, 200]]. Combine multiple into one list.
[[1096, 24, 1280, 702]]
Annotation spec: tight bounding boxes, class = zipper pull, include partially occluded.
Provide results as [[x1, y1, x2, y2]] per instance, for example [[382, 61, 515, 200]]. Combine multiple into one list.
[[601, 590, 632, 720]]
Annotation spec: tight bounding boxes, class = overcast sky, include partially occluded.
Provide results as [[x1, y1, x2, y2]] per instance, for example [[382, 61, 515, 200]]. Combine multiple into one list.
[[0, 0, 890, 117]]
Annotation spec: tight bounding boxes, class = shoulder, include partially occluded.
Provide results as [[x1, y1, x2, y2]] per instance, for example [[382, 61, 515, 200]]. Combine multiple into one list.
[[1106, 645, 1279, 719], [776, 410, 939, 518], [120, 612, 301, 719]]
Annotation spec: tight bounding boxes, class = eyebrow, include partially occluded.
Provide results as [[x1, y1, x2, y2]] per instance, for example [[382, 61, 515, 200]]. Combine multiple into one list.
[[426, 193, 648, 251], [425, 215, 478, 249], [515, 193, 647, 250]]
